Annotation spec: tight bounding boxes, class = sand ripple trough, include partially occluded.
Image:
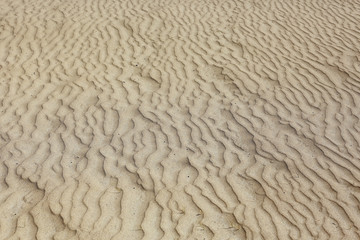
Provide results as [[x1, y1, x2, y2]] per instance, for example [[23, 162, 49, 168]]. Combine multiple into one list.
[[1, 0, 360, 239]]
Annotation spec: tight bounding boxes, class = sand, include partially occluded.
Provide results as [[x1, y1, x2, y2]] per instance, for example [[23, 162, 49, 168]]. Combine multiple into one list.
[[0, 0, 360, 239]]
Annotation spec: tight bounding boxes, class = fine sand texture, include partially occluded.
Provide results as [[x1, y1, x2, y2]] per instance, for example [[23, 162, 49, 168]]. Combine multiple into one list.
[[1, 0, 360, 239]]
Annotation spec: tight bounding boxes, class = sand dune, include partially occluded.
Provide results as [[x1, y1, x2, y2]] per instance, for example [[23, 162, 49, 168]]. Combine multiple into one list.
[[1, 0, 360, 239]]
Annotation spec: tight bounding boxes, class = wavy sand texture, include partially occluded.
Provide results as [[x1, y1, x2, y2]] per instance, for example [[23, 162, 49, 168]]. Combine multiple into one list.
[[1, 0, 360, 239]]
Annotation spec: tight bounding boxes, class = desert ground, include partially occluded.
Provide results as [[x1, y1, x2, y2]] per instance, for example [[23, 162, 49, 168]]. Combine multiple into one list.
[[1, 0, 360, 239]]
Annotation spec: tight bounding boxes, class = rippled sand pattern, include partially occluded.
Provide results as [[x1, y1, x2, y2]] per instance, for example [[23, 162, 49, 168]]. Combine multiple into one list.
[[1, 0, 360, 239]]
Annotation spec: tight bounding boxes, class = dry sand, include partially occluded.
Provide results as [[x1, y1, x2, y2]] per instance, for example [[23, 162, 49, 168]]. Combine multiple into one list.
[[1, 0, 360, 239]]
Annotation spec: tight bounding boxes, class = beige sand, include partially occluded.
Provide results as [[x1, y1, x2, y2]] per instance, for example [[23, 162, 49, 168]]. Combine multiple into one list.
[[1, 0, 360, 239]]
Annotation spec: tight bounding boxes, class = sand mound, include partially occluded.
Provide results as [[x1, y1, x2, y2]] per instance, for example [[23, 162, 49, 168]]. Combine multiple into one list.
[[1, 0, 360, 239]]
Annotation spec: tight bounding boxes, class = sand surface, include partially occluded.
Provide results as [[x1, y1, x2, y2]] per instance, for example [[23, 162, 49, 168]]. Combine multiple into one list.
[[1, 0, 360, 239]]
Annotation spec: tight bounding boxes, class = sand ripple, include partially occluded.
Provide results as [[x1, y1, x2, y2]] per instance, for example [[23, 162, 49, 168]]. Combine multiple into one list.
[[1, 0, 360, 239]]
